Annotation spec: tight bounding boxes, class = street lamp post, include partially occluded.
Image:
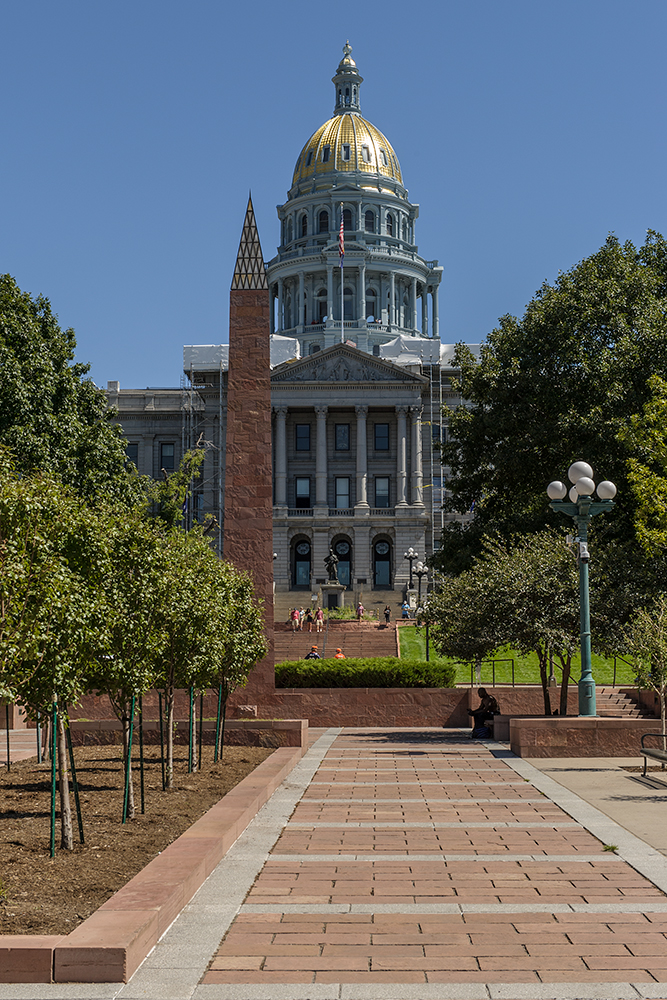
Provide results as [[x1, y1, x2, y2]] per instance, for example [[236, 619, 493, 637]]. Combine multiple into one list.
[[547, 461, 616, 717], [415, 561, 428, 604], [404, 547, 418, 589]]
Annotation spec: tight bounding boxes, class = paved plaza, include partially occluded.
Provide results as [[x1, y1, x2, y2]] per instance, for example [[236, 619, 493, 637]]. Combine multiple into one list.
[[3, 727, 667, 1000]]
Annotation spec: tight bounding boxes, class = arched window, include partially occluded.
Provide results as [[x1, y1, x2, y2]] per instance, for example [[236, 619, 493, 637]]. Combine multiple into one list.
[[345, 86, 350, 104], [343, 208, 352, 231], [292, 538, 311, 588], [333, 538, 352, 587], [386, 213, 393, 237], [402, 218, 407, 241], [285, 293, 292, 329], [318, 210, 329, 234], [365, 210, 375, 233], [286, 218, 293, 244], [365, 287, 377, 321], [300, 214, 307, 238], [343, 287, 354, 321], [373, 538, 392, 587], [316, 288, 327, 322]]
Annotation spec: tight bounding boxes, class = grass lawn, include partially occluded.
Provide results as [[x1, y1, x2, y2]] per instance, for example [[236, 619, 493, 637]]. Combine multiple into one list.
[[398, 625, 637, 687]]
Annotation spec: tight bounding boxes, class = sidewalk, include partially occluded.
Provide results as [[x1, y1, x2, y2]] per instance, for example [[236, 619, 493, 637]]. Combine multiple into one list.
[[3, 728, 667, 1000]]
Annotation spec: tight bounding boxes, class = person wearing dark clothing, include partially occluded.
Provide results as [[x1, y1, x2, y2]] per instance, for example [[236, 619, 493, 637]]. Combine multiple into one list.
[[304, 646, 321, 659], [468, 688, 499, 737], [383, 605, 391, 625]]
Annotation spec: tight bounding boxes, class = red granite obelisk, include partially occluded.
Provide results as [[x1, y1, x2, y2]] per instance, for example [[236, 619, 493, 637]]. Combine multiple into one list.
[[224, 196, 275, 706]]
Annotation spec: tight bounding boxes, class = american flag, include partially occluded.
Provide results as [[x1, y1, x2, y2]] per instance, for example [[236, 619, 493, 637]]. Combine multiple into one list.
[[338, 205, 344, 266]]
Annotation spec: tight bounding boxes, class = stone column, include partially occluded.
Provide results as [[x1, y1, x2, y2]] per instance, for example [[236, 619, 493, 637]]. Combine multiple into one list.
[[396, 405, 408, 506], [273, 405, 288, 506], [355, 404, 369, 509], [315, 405, 328, 507], [410, 405, 424, 506], [326, 264, 333, 322], [358, 263, 366, 323], [277, 277, 283, 333], [411, 277, 417, 332], [270, 286, 275, 334], [432, 284, 440, 339], [421, 286, 428, 336], [298, 272, 305, 331], [389, 272, 395, 330]]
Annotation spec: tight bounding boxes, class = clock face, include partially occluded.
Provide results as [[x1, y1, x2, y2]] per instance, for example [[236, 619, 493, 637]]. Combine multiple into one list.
[[375, 541, 389, 555], [296, 542, 310, 555], [335, 541, 350, 555]]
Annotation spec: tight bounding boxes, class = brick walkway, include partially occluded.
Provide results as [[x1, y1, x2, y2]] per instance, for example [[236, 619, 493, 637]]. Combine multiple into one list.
[[200, 728, 667, 998]]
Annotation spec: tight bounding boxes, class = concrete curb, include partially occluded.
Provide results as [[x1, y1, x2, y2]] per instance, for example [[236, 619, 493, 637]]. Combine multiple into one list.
[[0, 725, 309, 985]]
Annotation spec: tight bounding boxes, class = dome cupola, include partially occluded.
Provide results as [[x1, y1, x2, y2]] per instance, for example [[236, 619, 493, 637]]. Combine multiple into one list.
[[332, 40, 363, 115]]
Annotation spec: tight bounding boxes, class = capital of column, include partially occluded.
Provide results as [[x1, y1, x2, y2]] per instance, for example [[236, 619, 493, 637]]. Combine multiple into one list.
[[273, 404, 288, 417], [314, 405, 328, 417], [355, 404, 368, 417]]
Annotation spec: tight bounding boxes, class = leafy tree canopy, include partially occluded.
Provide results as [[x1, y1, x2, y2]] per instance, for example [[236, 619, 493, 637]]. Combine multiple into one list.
[[0, 274, 140, 503], [438, 232, 667, 571]]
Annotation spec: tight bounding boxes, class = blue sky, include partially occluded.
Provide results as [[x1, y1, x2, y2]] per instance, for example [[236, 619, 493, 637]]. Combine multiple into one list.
[[2, 1, 665, 389]]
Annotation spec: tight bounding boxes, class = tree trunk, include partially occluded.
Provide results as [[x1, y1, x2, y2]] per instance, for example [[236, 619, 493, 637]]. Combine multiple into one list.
[[537, 648, 552, 716], [56, 710, 74, 850], [166, 686, 175, 789], [122, 714, 135, 820], [559, 654, 572, 717]]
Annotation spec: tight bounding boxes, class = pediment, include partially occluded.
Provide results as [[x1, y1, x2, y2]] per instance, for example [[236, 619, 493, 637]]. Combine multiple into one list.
[[271, 345, 427, 385]]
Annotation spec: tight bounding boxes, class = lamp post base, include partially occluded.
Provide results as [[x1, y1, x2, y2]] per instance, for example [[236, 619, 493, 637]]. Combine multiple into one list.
[[578, 677, 597, 717]]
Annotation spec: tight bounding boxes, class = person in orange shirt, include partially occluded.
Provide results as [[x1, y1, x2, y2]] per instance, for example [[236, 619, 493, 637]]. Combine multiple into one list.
[[334, 648, 346, 659]]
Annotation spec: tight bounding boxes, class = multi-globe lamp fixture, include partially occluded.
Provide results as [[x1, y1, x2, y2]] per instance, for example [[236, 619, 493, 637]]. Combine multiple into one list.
[[546, 462, 616, 717]]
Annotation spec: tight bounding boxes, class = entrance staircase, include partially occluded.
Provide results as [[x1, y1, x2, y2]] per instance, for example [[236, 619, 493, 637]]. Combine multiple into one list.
[[274, 620, 399, 662], [595, 687, 652, 718]]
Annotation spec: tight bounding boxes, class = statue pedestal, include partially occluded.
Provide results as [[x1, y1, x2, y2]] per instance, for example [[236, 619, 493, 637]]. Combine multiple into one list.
[[322, 582, 346, 610]]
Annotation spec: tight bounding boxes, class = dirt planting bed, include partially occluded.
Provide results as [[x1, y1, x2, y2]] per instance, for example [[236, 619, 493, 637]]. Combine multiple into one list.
[[0, 742, 273, 936]]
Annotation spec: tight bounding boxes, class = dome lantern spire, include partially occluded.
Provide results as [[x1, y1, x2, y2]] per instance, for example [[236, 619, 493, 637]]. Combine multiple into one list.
[[332, 40, 363, 115]]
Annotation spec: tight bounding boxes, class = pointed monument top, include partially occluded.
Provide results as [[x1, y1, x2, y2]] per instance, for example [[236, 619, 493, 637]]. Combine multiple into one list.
[[231, 195, 268, 291]]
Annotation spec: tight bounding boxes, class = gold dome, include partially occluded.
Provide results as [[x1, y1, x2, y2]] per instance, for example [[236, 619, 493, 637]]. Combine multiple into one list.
[[292, 113, 403, 187]]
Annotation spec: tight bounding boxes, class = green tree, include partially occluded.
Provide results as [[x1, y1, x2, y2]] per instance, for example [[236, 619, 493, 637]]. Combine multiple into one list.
[[437, 232, 667, 572], [625, 594, 667, 739], [86, 507, 170, 818], [0, 274, 140, 503], [619, 374, 667, 555], [428, 532, 580, 715]]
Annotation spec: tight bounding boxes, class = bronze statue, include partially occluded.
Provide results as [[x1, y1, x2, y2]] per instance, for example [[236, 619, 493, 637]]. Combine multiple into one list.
[[324, 547, 339, 582]]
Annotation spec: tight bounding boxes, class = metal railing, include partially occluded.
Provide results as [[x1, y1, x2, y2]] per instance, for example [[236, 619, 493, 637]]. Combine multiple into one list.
[[466, 659, 515, 688]]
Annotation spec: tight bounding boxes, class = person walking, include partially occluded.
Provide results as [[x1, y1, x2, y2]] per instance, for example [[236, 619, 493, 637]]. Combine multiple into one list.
[[305, 608, 314, 632], [315, 607, 324, 633], [334, 647, 346, 659], [356, 601, 364, 621], [290, 607, 299, 632], [384, 604, 391, 625]]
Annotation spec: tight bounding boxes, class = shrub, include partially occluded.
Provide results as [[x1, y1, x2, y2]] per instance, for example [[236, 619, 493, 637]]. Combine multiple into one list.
[[275, 657, 456, 689]]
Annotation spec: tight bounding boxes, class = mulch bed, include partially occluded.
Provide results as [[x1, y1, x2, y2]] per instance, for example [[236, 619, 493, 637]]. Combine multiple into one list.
[[0, 742, 273, 936]]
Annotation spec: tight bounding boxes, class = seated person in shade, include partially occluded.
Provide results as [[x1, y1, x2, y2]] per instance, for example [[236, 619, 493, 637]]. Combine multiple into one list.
[[304, 645, 321, 659], [334, 648, 346, 659], [468, 688, 499, 735]]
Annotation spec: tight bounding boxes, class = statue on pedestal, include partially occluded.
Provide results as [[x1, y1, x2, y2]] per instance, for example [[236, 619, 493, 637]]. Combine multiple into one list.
[[324, 548, 339, 582]]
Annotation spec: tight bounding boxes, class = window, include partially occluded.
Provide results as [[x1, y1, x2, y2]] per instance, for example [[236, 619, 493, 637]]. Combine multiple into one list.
[[342, 143, 351, 161], [335, 478, 350, 509], [374, 539, 391, 587], [316, 287, 327, 320], [361, 145, 371, 163], [374, 424, 389, 450], [372, 344, 380, 356], [295, 478, 310, 508], [294, 539, 311, 586], [286, 218, 293, 243], [309, 343, 321, 355], [335, 424, 350, 451], [375, 477, 390, 508], [160, 443, 175, 471], [300, 214, 307, 238], [318, 210, 329, 233], [125, 442, 138, 467], [305, 150, 313, 167], [322, 146, 331, 164], [364, 210, 375, 233], [342, 208, 352, 230], [380, 149, 388, 166], [295, 424, 311, 450], [386, 213, 393, 237], [334, 539, 351, 586]]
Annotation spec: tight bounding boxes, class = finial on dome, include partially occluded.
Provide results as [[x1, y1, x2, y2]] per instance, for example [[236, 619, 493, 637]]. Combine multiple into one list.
[[332, 40, 363, 115]]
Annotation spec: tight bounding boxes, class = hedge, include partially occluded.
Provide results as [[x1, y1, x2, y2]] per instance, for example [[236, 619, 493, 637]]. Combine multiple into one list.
[[275, 656, 456, 689]]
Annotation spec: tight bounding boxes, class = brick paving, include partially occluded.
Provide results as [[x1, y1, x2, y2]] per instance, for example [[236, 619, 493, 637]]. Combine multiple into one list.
[[201, 729, 667, 993]]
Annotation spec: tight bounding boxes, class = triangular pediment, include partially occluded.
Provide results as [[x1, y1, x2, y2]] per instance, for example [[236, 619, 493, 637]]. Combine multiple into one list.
[[271, 344, 427, 385]]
